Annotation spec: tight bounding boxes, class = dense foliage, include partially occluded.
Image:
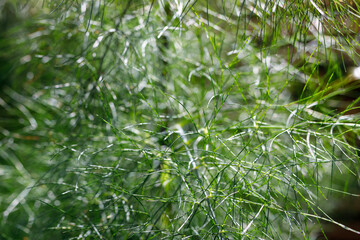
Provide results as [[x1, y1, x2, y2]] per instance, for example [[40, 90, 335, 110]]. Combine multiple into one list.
[[1, 0, 360, 239]]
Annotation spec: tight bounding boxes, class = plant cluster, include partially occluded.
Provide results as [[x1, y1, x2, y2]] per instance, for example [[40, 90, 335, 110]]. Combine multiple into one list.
[[1, 0, 360, 239]]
